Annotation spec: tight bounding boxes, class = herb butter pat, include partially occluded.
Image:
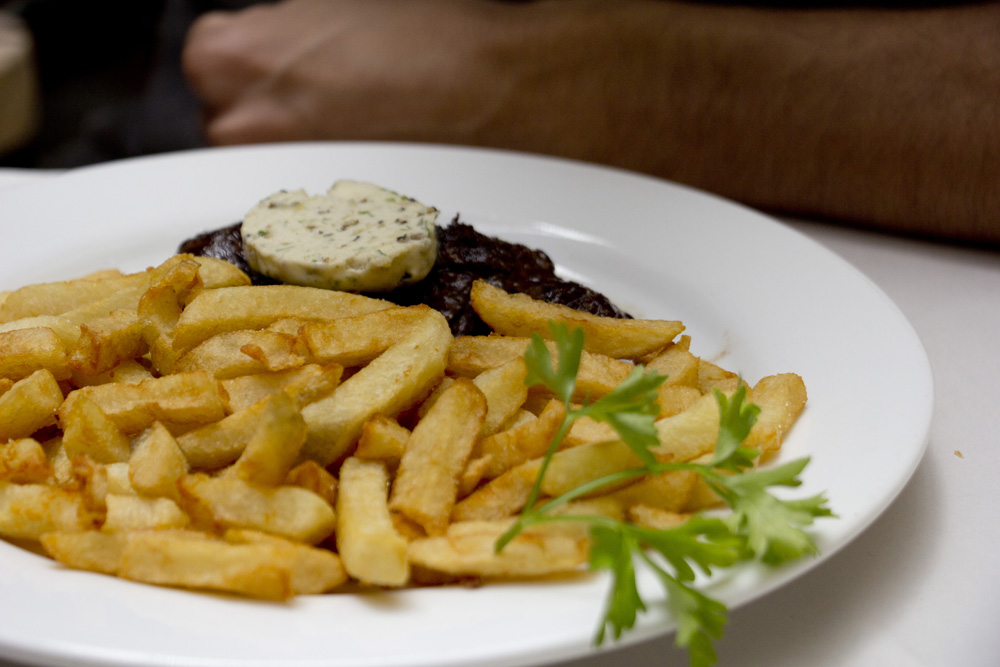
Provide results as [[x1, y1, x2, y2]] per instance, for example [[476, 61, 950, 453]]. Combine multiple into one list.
[[241, 180, 439, 292]]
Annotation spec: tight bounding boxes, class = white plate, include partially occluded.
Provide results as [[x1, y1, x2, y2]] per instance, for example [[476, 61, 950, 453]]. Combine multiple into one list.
[[0, 143, 932, 667]]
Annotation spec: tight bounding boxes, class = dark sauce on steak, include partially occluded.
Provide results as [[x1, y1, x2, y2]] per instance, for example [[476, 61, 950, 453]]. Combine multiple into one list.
[[179, 219, 630, 336]]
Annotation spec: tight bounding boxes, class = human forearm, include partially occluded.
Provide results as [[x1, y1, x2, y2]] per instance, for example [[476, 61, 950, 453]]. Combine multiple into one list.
[[492, 0, 1000, 242], [183, 0, 1000, 242]]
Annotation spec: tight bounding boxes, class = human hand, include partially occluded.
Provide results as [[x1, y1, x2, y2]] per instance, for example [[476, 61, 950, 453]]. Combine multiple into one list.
[[183, 0, 520, 147]]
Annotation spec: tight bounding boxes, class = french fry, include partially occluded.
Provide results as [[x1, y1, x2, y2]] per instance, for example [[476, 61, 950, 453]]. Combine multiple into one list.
[[0, 327, 71, 381], [540, 440, 644, 499], [128, 422, 189, 501], [172, 285, 393, 352], [60, 372, 228, 434], [408, 519, 588, 578], [0, 315, 81, 348], [101, 494, 189, 532], [627, 505, 691, 530], [470, 280, 684, 359], [0, 272, 139, 323], [68, 309, 146, 377], [226, 392, 306, 486], [300, 305, 435, 367], [645, 343, 701, 389], [0, 482, 97, 539], [221, 363, 343, 413], [41, 530, 125, 575], [744, 373, 808, 454], [0, 438, 51, 483], [470, 398, 566, 480], [0, 369, 63, 441], [137, 259, 202, 375], [60, 393, 132, 464], [336, 457, 410, 586], [176, 399, 270, 470], [70, 359, 155, 388], [451, 460, 541, 522], [178, 474, 337, 544], [174, 330, 310, 379], [300, 308, 452, 466], [389, 379, 487, 536], [472, 357, 528, 438], [609, 469, 699, 513], [118, 529, 293, 600], [223, 529, 348, 594], [284, 460, 338, 507], [354, 415, 410, 465], [448, 335, 632, 402]]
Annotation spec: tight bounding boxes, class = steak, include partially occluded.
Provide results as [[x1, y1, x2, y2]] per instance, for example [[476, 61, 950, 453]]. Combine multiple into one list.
[[179, 218, 630, 336]]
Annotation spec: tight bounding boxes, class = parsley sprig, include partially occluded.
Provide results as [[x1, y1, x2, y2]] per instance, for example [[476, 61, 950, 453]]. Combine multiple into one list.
[[496, 323, 833, 667]]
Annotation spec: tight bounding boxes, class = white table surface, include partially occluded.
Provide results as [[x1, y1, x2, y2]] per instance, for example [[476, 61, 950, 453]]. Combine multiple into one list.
[[1, 169, 997, 667]]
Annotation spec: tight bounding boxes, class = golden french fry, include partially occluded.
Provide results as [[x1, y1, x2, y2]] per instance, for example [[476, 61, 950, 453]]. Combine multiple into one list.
[[0, 327, 71, 381], [628, 505, 691, 530], [564, 414, 617, 447], [118, 529, 293, 600], [138, 259, 202, 375], [354, 414, 410, 464], [68, 457, 134, 513], [70, 359, 155, 388], [697, 360, 739, 393], [178, 474, 336, 544], [645, 343, 701, 388], [744, 373, 808, 454], [0, 272, 140, 323], [470, 280, 684, 359], [223, 529, 347, 594], [60, 393, 132, 464], [0, 438, 51, 483], [451, 460, 541, 522], [283, 460, 338, 507], [57, 256, 195, 327], [448, 335, 632, 402], [175, 330, 310, 379], [60, 372, 227, 434], [0, 482, 98, 539], [471, 398, 566, 480], [408, 519, 588, 578], [41, 530, 125, 575], [300, 308, 452, 466], [227, 392, 306, 486], [221, 363, 343, 413], [541, 440, 643, 499], [172, 285, 392, 352], [337, 457, 410, 586], [300, 305, 435, 367], [101, 494, 189, 532], [176, 398, 270, 470], [0, 315, 81, 348], [128, 422, 189, 501], [187, 255, 252, 293], [472, 357, 528, 438], [656, 386, 703, 419], [651, 390, 728, 462], [609, 469, 699, 513], [68, 309, 146, 377], [0, 369, 63, 441], [389, 378, 487, 536]]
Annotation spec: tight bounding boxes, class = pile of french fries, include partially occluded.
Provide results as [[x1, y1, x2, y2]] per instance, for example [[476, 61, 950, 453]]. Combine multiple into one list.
[[0, 254, 806, 599]]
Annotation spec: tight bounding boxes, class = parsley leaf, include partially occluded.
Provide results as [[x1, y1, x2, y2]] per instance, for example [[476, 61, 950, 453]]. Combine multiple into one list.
[[497, 323, 833, 667]]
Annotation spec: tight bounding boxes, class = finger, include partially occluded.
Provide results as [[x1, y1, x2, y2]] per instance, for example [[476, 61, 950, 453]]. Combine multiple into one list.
[[182, 11, 265, 110], [203, 99, 313, 146]]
